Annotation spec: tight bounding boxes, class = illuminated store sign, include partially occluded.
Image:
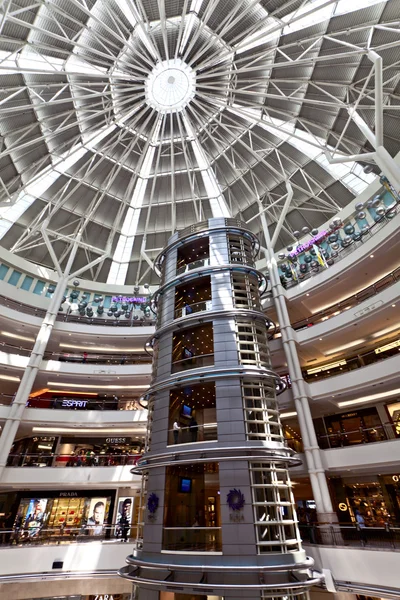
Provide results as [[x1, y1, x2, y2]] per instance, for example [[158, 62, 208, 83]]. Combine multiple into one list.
[[289, 230, 328, 257], [112, 296, 147, 303], [106, 437, 127, 444], [61, 399, 88, 409]]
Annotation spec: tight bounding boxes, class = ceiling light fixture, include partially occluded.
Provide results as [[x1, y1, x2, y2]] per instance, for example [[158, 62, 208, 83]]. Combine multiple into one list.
[[59, 343, 144, 352], [337, 387, 400, 408], [47, 381, 149, 390], [1, 331, 35, 342], [32, 427, 146, 434], [325, 339, 366, 355]]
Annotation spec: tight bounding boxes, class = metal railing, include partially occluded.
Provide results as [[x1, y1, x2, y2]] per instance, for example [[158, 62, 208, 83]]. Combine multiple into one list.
[[6, 453, 142, 467], [0, 340, 151, 365], [316, 423, 397, 449], [0, 523, 138, 547], [25, 397, 143, 411], [287, 266, 400, 332], [173, 299, 212, 320], [283, 199, 400, 291], [299, 523, 400, 550], [162, 527, 222, 552], [0, 295, 155, 327], [167, 422, 218, 445], [303, 340, 400, 383], [171, 353, 214, 373], [176, 257, 210, 275], [285, 422, 399, 454]]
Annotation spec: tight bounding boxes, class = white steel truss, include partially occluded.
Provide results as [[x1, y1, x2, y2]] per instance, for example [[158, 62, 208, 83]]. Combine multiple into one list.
[[0, 0, 398, 284]]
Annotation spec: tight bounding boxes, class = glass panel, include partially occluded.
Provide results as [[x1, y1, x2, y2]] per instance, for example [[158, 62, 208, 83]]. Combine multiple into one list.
[[103, 295, 112, 308], [0, 264, 9, 280], [163, 463, 221, 552], [168, 382, 217, 445], [20, 275, 34, 291], [8, 270, 22, 286], [33, 280, 46, 295]]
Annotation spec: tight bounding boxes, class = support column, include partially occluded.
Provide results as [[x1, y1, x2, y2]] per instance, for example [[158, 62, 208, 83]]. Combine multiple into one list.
[[0, 239, 80, 475], [260, 207, 335, 520]]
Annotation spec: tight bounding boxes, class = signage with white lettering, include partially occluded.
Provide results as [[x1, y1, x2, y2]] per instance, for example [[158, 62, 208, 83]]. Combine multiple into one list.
[[61, 399, 89, 409], [112, 296, 147, 303], [59, 491, 78, 497], [288, 230, 328, 257], [105, 437, 127, 445]]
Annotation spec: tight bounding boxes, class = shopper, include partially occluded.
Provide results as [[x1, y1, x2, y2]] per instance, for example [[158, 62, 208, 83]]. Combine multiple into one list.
[[173, 420, 180, 444], [190, 416, 199, 442], [355, 509, 367, 545], [119, 511, 130, 543]]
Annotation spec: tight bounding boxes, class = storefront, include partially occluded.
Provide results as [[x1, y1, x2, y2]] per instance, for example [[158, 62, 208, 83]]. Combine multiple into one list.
[[386, 400, 400, 435], [7, 436, 57, 466], [313, 407, 386, 449], [9, 489, 116, 542], [56, 436, 143, 466], [329, 474, 400, 524]]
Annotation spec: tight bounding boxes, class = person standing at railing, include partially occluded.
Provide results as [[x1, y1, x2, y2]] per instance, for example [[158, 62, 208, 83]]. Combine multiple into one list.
[[173, 420, 181, 444], [355, 509, 367, 545], [190, 417, 198, 442]]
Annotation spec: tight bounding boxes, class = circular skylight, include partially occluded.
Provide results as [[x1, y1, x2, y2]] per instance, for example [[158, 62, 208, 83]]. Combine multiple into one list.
[[146, 59, 195, 113]]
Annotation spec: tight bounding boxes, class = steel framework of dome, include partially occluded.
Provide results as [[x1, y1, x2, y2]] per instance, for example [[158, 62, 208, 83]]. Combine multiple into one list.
[[0, 0, 399, 284]]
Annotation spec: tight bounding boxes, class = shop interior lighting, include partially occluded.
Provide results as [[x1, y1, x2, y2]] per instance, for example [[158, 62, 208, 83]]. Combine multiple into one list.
[[375, 339, 400, 354], [59, 343, 145, 352], [1, 331, 35, 342], [307, 359, 347, 375], [280, 411, 297, 419], [325, 339, 366, 355], [337, 387, 400, 408], [372, 324, 400, 338], [47, 381, 149, 390], [32, 427, 145, 434], [0, 374, 20, 382]]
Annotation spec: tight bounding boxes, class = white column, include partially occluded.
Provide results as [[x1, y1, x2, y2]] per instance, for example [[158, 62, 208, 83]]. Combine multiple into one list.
[[0, 239, 81, 474], [260, 206, 335, 518]]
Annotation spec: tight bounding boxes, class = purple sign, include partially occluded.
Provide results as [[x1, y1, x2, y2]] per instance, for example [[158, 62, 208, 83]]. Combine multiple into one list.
[[112, 296, 147, 303], [289, 230, 328, 257]]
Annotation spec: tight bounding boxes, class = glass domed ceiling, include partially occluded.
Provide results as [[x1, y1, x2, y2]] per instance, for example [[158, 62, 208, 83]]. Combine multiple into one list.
[[0, 0, 398, 285]]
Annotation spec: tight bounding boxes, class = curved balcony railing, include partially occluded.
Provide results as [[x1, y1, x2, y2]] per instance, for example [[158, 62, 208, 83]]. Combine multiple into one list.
[[25, 396, 143, 411], [0, 523, 138, 547], [0, 295, 155, 327], [6, 453, 142, 467], [173, 299, 212, 320], [0, 341, 151, 365], [316, 423, 398, 449], [167, 422, 218, 445], [162, 527, 222, 552], [171, 353, 214, 373], [176, 257, 210, 276], [299, 523, 400, 550], [283, 266, 400, 333], [302, 340, 400, 383], [282, 198, 400, 290], [284, 423, 399, 454]]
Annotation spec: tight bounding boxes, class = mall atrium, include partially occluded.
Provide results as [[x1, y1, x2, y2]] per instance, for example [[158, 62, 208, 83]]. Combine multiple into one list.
[[0, 1, 399, 600]]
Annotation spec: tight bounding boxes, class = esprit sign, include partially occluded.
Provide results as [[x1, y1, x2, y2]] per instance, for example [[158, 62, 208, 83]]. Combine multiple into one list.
[[61, 399, 88, 409]]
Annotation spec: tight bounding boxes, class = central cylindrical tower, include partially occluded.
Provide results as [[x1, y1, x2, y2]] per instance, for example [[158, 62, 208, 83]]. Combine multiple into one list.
[[120, 218, 321, 600]]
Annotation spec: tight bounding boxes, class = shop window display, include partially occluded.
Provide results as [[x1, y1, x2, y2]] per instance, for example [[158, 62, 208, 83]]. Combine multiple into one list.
[[163, 463, 221, 552], [171, 323, 214, 373], [313, 407, 386, 449], [10, 490, 115, 543], [386, 401, 400, 435], [167, 382, 217, 445]]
